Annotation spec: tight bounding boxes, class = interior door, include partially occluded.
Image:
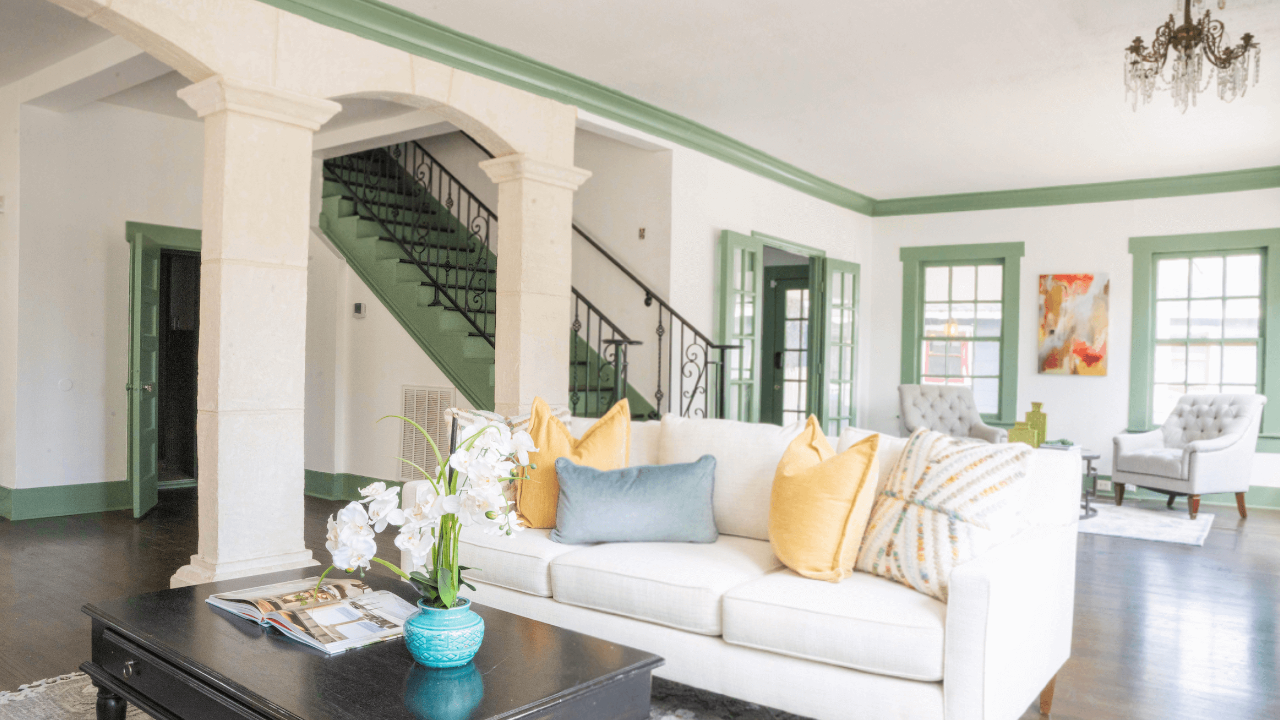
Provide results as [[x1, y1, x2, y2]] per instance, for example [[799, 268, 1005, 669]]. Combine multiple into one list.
[[128, 231, 162, 518], [761, 266, 811, 426], [816, 258, 860, 435], [719, 231, 765, 422]]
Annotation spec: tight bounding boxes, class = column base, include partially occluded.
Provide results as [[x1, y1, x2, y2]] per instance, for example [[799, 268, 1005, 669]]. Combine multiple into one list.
[[170, 549, 318, 588]]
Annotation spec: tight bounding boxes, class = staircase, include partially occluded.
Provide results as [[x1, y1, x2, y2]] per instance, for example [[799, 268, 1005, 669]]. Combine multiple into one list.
[[318, 141, 653, 417]]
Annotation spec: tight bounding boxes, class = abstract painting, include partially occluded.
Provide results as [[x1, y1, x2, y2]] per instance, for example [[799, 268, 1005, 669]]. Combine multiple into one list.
[[1039, 274, 1109, 375]]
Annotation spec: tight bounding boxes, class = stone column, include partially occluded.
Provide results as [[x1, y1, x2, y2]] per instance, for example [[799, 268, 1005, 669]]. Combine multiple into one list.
[[171, 76, 340, 588], [479, 155, 591, 417]]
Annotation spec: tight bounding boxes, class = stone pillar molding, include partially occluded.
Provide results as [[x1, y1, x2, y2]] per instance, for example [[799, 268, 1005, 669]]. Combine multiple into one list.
[[171, 76, 340, 588], [479, 154, 591, 418]]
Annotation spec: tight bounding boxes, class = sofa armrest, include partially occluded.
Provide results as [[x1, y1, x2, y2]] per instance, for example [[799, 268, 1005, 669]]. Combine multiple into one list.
[[969, 423, 1007, 444], [944, 522, 1078, 720]]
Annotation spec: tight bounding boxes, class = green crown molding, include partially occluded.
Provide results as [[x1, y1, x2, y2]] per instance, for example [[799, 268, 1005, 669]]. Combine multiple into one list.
[[253, 0, 876, 215], [874, 166, 1280, 217]]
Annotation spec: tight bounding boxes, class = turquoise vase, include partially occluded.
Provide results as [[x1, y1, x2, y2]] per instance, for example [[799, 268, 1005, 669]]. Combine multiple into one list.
[[403, 662, 484, 720], [404, 598, 485, 668]]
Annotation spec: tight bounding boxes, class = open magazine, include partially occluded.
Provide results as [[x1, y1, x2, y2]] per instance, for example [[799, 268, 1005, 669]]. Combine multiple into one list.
[[206, 577, 418, 654]]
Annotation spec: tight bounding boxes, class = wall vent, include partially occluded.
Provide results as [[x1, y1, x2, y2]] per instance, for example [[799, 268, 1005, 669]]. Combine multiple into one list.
[[400, 386, 453, 481]]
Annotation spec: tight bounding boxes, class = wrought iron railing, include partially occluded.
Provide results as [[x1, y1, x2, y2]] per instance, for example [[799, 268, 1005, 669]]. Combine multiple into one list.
[[323, 142, 497, 344], [570, 289, 642, 418]]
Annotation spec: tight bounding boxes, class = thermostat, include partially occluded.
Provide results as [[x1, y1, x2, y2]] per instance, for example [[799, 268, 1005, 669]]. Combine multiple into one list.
[[353, 302, 366, 319]]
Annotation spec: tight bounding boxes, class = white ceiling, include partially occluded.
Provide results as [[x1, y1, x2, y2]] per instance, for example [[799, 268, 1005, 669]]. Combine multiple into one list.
[[0, 0, 113, 89], [391, 0, 1280, 198], [6, 0, 1278, 200]]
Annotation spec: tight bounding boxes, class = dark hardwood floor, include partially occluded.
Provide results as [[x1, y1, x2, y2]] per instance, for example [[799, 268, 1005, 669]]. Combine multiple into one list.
[[1, 489, 1277, 719]]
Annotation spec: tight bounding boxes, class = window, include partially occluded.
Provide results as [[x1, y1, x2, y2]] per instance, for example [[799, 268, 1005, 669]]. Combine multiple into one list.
[[900, 243, 1024, 424], [920, 264, 1004, 414], [1151, 253, 1261, 422], [1129, 228, 1280, 449]]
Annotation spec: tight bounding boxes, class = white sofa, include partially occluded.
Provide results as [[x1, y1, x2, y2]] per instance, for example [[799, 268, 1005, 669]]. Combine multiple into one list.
[[401, 416, 1080, 720]]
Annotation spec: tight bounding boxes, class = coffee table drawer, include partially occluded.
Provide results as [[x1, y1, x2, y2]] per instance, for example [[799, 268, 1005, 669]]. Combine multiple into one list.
[[96, 629, 250, 720]]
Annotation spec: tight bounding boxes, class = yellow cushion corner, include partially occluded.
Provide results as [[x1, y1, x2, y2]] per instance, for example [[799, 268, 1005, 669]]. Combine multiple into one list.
[[769, 415, 879, 582], [516, 397, 631, 528]]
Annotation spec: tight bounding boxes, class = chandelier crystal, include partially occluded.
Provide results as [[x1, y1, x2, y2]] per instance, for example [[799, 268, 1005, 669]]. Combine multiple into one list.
[[1125, 0, 1261, 112]]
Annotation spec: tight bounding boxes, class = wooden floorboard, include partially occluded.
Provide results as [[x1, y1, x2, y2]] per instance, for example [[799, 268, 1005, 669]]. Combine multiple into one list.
[[1, 490, 1277, 719]]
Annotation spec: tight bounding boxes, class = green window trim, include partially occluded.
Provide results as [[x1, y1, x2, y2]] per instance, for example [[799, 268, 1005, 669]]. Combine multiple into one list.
[[899, 242, 1025, 425], [1128, 228, 1280, 451]]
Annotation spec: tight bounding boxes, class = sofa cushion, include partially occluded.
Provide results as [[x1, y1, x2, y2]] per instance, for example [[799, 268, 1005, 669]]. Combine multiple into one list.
[[459, 527, 589, 597], [722, 569, 947, 681], [723, 569, 947, 681], [549, 535, 781, 635], [659, 416, 805, 540], [1115, 447, 1186, 480], [837, 427, 909, 495], [570, 417, 662, 467]]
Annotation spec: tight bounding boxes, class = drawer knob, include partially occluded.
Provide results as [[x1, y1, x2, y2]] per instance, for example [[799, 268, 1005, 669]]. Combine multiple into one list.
[[122, 660, 138, 679]]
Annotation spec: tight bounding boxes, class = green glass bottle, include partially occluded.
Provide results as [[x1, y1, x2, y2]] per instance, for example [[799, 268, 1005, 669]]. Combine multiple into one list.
[[1027, 402, 1047, 447], [1008, 421, 1037, 446]]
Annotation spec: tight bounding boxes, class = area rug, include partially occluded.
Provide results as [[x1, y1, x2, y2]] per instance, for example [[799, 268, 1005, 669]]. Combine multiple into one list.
[[1077, 503, 1214, 546], [0, 673, 809, 720]]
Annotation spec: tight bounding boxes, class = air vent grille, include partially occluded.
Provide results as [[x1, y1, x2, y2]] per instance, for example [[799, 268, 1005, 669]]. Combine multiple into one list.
[[400, 386, 453, 481]]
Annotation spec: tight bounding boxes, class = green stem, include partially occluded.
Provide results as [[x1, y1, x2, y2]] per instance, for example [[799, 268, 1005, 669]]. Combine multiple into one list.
[[371, 556, 412, 582], [313, 564, 336, 592]]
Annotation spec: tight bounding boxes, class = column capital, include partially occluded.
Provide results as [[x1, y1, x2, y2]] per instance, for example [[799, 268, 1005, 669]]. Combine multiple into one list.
[[178, 75, 341, 131], [479, 154, 592, 191]]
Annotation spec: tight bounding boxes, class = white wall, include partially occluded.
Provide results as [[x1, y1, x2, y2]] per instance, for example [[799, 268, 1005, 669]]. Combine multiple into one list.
[[15, 101, 203, 489], [866, 188, 1280, 488]]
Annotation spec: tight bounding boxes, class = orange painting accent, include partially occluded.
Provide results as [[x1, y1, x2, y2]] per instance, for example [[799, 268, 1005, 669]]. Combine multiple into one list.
[[1071, 339, 1105, 367], [1038, 273, 1109, 376]]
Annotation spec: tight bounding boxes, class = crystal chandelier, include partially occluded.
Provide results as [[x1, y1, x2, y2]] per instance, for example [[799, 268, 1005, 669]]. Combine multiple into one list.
[[1125, 0, 1261, 112]]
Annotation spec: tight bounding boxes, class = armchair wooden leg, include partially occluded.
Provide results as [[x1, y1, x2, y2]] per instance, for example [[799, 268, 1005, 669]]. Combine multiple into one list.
[[1166, 494, 1176, 509], [1039, 673, 1058, 715], [1114, 482, 1125, 506], [1236, 492, 1248, 519], [1189, 495, 1200, 520]]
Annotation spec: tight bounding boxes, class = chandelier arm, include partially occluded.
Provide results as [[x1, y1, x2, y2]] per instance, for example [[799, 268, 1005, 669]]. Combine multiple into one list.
[[1199, 12, 1257, 69]]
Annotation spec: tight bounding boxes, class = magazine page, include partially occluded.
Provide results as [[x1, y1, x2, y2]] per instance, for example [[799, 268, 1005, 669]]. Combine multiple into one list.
[[206, 577, 377, 621], [267, 591, 418, 653]]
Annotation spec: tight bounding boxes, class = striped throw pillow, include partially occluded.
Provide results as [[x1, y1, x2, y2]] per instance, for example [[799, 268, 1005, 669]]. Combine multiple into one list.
[[855, 428, 1033, 601]]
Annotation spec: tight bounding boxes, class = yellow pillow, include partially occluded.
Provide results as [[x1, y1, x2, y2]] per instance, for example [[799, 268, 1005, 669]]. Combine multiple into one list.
[[516, 397, 631, 529], [769, 416, 879, 582]]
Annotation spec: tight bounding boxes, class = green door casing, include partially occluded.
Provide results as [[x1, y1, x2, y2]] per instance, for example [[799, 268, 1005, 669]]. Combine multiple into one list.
[[719, 232, 766, 422]]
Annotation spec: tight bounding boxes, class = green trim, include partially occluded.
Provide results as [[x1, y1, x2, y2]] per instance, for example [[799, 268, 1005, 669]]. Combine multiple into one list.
[[874, 167, 1280, 217], [305, 470, 405, 502], [253, 0, 875, 215], [1091, 475, 1280, 511], [0, 481, 132, 521], [899, 243, 1025, 425], [124, 221, 201, 251], [1127, 228, 1280, 440], [157, 479, 198, 490], [751, 231, 827, 259]]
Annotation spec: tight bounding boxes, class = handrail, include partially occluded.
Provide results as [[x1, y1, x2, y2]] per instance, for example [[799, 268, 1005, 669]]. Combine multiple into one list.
[[571, 288, 642, 346], [412, 139, 499, 221]]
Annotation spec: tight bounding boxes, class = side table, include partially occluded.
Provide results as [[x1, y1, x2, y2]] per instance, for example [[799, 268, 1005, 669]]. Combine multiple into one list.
[[1040, 444, 1100, 520]]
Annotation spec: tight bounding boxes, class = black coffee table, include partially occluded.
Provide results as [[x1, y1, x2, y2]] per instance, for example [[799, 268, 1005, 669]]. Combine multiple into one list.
[[80, 568, 662, 720]]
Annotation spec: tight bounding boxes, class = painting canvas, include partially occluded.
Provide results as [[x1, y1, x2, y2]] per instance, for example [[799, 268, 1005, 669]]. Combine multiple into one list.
[[1039, 274, 1108, 375]]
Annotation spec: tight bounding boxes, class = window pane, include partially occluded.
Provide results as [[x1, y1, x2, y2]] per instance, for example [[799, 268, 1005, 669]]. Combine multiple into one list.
[[976, 265, 1002, 301], [1222, 344, 1258, 385], [974, 341, 1000, 376], [1153, 384, 1186, 421], [946, 341, 968, 376], [1188, 299, 1223, 339], [1154, 345, 1187, 383], [1224, 298, 1260, 339], [924, 266, 949, 302], [1156, 258, 1189, 299], [975, 303, 1002, 337], [923, 303, 949, 337], [951, 303, 976, 337], [923, 341, 948, 375], [921, 376, 947, 385], [973, 378, 999, 414], [1186, 345, 1222, 385], [1188, 384, 1221, 396], [1222, 384, 1257, 396], [1190, 256, 1224, 298], [1156, 301, 1189, 339], [951, 265, 976, 301], [1225, 254, 1261, 297]]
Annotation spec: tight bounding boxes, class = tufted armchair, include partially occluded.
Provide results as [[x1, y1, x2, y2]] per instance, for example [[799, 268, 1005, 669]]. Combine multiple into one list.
[[1113, 394, 1266, 519], [898, 384, 1007, 443]]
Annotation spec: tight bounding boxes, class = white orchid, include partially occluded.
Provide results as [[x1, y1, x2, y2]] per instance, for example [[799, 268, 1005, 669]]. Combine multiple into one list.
[[362, 484, 405, 532], [331, 532, 378, 572], [394, 523, 434, 569], [510, 430, 537, 466]]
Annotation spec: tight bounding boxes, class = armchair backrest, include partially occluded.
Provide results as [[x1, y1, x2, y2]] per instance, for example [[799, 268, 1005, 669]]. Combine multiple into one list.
[[1160, 394, 1266, 449], [898, 384, 984, 439]]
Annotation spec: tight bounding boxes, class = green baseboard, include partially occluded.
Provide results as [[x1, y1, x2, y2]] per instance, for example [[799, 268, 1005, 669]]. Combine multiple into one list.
[[304, 470, 405, 502], [1087, 474, 1280, 510], [0, 481, 132, 521]]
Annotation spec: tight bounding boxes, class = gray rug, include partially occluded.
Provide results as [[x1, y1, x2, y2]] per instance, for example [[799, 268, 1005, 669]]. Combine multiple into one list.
[[0, 673, 808, 720], [1078, 503, 1215, 545]]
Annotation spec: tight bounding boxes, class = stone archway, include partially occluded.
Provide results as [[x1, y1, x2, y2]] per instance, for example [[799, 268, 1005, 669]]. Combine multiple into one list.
[[43, 0, 590, 586]]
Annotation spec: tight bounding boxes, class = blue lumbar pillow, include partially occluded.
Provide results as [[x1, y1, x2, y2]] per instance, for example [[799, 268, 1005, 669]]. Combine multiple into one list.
[[551, 455, 718, 544]]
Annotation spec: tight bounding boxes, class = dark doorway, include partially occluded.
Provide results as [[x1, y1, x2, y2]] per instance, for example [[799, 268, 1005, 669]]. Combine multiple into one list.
[[157, 250, 200, 486], [760, 247, 812, 426]]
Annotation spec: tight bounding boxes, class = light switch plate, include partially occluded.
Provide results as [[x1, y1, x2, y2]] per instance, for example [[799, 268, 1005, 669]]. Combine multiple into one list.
[[1097, 479, 1113, 493]]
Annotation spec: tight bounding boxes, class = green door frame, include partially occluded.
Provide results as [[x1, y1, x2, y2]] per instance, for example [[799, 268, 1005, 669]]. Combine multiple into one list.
[[126, 221, 201, 518]]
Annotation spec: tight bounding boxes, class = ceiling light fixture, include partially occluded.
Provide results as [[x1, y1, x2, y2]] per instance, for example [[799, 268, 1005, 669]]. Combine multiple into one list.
[[1125, 0, 1260, 112]]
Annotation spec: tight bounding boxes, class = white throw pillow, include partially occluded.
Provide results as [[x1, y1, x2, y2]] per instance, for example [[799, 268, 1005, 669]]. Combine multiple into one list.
[[658, 415, 805, 540], [855, 428, 1033, 602]]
